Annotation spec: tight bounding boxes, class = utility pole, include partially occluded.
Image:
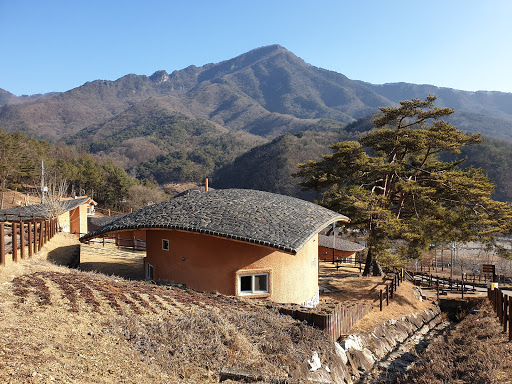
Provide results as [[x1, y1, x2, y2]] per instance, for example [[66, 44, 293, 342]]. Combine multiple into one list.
[[450, 242, 454, 280]]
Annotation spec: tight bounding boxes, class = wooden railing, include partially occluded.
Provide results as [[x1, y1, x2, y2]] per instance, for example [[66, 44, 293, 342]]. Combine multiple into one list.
[[0, 215, 59, 267], [488, 286, 512, 341], [378, 270, 403, 311]]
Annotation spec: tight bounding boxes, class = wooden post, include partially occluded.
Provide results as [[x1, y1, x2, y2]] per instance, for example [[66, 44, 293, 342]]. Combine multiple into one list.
[[27, 221, 33, 258], [386, 285, 389, 306], [504, 294, 508, 334], [12, 222, 18, 262], [0, 223, 5, 267], [437, 279, 439, 300], [33, 220, 38, 254], [19, 216, 25, 260], [499, 291, 503, 324], [380, 289, 383, 311], [461, 280, 464, 299], [38, 221, 43, 251], [509, 296, 512, 342]]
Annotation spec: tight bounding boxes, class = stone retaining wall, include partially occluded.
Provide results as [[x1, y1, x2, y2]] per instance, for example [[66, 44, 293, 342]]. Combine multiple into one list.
[[306, 305, 443, 383]]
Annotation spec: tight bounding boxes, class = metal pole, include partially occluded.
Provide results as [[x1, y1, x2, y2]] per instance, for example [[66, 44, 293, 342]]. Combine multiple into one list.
[[450, 242, 454, 280]]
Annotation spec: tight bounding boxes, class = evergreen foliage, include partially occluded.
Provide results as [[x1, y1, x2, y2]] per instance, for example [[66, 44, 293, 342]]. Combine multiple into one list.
[[295, 96, 512, 275], [0, 128, 166, 210]]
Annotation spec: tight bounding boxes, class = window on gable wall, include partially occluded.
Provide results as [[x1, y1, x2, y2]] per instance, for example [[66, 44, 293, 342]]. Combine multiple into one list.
[[238, 273, 269, 295]]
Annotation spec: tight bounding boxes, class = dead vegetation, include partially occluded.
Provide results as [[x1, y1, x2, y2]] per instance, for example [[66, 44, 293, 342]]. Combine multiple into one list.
[[4, 234, 511, 383], [0, 233, 339, 383], [402, 299, 512, 384]]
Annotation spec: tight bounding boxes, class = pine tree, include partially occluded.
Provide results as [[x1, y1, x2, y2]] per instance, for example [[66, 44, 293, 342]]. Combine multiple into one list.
[[295, 96, 512, 275]]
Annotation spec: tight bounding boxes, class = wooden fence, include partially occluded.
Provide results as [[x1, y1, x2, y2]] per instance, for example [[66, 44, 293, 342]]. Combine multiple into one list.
[[410, 271, 481, 300], [82, 233, 146, 251], [0, 215, 59, 267], [378, 271, 403, 311], [488, 287, 512, 342], [276, 299, 374, 341]]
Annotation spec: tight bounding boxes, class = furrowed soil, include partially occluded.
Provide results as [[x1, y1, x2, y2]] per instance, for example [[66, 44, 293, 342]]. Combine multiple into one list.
[[2, 233, 510, 383], [0, 233, 339, 383]]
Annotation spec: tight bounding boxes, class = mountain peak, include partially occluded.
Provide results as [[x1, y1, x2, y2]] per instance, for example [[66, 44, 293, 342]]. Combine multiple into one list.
[[150, 70, 170, 83]]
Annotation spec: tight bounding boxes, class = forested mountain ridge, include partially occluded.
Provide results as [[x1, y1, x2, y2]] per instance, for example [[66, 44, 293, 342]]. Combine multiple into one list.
[[212, 116, 512, 203], [3, 44, 511, 142], [2, 44, 512, 198]]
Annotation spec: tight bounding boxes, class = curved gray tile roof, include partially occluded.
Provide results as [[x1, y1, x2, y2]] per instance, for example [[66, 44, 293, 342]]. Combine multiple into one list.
[[318, 234, 365, 252], [88, 214, 127, 228], [0, 197, 91, 222], [81, 189, 349, 254]]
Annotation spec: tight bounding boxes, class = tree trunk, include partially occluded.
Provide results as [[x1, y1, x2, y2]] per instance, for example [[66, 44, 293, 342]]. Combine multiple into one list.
[[362, 248, 384, 276]]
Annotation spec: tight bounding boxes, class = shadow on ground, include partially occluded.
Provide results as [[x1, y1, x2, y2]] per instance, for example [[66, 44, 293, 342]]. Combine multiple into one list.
[[79, 261, 144, 280], [48, 245, 80, 268]]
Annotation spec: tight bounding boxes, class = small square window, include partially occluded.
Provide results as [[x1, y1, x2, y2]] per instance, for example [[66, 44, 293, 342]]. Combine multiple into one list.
[[238, 273, 269, 295], [162, 239, 169, 251]]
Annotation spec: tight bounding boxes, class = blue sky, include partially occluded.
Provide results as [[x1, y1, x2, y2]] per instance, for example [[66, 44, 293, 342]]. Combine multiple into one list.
[[1, 0, 511, 96]]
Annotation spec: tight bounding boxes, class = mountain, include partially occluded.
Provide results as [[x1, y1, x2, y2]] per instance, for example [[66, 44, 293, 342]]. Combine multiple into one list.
[[69, 98, 266, 183], [213, 115, 512, 203], [1, 44, 512, 193], [359, 82, 512, 141], [2, 45, 512, 141], [212, 130, 359, 200]]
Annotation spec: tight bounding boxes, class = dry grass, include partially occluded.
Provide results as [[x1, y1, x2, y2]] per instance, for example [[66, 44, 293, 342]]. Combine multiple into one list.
[[79, 242, 145, 280], [319, 262, 432, 331], [402, 299, 512, 384], [0, 233, 340, 383]]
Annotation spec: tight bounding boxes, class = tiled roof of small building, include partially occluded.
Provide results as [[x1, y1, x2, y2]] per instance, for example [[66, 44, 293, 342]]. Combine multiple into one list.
[[0, 197, 91, 222], [318, 234, 365, 252], [88, 214, 127, 228], [81, 189, 349, 254]]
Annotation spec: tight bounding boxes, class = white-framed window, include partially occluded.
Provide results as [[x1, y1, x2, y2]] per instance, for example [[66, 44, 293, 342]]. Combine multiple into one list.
[[162, 239, 169, 251], [146, 263, 154, 280], [238, 273, 269, 295]]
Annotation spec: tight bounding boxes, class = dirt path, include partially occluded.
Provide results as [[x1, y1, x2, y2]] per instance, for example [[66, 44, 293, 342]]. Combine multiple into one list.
[[79, 243, 145, 280]]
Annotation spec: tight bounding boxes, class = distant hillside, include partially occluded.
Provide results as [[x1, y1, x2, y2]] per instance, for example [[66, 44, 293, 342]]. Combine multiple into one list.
[[2, 45, 511, 143], [212, 130, 359, 199], [2, 44, 512, 196], [360, 81, 512, 141], [359, 82, 512, 122], [213, 113, 512, 203], [69, 99, 266, 183]]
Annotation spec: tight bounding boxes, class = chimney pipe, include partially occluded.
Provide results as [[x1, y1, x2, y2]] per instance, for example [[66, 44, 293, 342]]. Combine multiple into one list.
[[205, 178, 209, 192]]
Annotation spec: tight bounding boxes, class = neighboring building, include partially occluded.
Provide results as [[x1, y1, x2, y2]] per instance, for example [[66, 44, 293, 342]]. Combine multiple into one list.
[[57, 197, 97, 235], [318, 234, 365, 263], [88, 214, 146, 248], [0, 197, 96, 235], [81, 189, 349, 307]]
